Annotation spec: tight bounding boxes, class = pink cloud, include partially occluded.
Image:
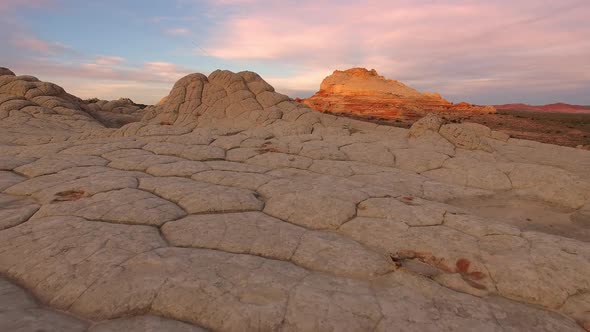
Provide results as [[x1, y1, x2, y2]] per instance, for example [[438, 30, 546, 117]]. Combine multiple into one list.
[[165, 28, 191, 36], [3, 0, 589, 104], [0, 0, 52, 12], [6, 58, 198, 104], [203, 0, 590, 103], [11, 36, 73, 55], [208, 17, 342, 59], [60, 80, 174, 104], [143, 62, 191, 81], [9, 57, 194, 84], [94, 55, 126, 66]]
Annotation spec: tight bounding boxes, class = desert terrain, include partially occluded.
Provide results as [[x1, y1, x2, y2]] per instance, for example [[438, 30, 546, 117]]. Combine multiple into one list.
[[302, 68, 590, 148], [1, 66, 590, 331], [495, 103, 590, 114]]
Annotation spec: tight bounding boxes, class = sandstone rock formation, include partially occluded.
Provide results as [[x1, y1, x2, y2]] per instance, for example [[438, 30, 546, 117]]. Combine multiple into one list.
[[84, 97, 145, 127], [1, 67, 590, 331], [303, 68, 495, 120], [0, 67, 143, 140]]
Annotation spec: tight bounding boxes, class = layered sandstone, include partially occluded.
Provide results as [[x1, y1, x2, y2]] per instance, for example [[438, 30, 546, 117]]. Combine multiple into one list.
[[303, 68, 495, 119], [1, 67, 589, 331]]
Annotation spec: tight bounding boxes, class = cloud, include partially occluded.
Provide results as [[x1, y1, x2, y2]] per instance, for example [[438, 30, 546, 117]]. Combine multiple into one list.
[[202, 0, 590, 103], [6, 57, 198, 103], [94, 55, 126, 66], [0, 0, 52, 12], [59, 79, 174, 104], [0, 0, 195, 104], [143, 62, 191, 81], [54, 59, 192, 83], [164, 27, 191, 36], [264, 69, 335, 98], [11, 35, 74, 55], [3, 0, 589, 104], [207, 17, 343, 60]]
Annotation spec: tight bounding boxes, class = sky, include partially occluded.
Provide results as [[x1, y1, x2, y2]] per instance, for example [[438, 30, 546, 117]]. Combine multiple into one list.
[[1, 0, 589, 105]]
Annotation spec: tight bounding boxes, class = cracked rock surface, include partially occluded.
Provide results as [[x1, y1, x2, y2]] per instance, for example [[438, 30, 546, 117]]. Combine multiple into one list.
[[1, 68, 590, 331]]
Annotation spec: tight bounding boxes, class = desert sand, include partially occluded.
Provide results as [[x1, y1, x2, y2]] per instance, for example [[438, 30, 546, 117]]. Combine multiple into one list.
[[1, 66, 589, 331]]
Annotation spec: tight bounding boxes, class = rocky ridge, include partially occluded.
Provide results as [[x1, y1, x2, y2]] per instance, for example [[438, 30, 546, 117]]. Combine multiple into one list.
[[303, 68, 495, 120], [1, 67, 590, 331]]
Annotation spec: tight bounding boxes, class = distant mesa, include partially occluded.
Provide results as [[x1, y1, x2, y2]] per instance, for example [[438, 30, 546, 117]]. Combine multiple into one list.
[[302, 68, 495, 120], [494, 103, 590, 114]]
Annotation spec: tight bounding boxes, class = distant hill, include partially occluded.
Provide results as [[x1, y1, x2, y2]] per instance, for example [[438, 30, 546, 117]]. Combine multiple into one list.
[[495, 103, 590, 114]]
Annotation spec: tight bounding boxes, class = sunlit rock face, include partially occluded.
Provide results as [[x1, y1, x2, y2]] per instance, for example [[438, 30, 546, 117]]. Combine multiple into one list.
[[0, 67, 589, 331], [303, 67, 495, 119]]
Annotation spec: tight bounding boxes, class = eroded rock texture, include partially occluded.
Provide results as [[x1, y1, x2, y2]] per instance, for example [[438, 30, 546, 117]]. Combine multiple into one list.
[[0, 69, 143, 142], [1, 67, 589, 331], [302, 68, 495, 120]]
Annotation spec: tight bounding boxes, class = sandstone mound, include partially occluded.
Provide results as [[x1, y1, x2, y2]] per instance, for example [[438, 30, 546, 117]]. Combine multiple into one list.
[[1, 67, 590, 331], [82, 97, 145, 128], [0, 68, 144, 143], [141, 70, 323, 134], [303, 68, 495, 119]]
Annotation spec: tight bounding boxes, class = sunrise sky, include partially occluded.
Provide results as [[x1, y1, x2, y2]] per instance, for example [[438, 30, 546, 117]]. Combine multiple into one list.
[[2, 0, 589, 105]]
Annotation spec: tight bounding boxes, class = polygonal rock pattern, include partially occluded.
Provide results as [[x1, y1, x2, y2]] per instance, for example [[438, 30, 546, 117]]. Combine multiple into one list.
[[0, 194, 40, 230], [33, 188, 186, 226], [191, 170, 273, 190], [340, 142, 396, 166], [14, 155, 109, 177], [0, 155, 36, 170], [143, 142, 226, 161], [139, 177, 264, 214], [0, 171, 26, 191], [439, 122, 494, 152], [1, 67, 589, 331], [145, 160, 211, 177], [394, 148, 450, 173], [88, 315, 207, 332], [409, 113, 444, 137], [0, 216, 167, 309], [422, 156, 513, 190], [290, 230, 394, 278], [247, 152, 313, 169], [5, 165, 144, 204], [162, 212, 304, 260], [0, 276, 89, 332], [103, 148, 185, 171], [264, 192, 357, 229]]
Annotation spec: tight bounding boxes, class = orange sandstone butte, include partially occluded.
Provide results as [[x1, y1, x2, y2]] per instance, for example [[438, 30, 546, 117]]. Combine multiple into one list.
[[302, 68, 495, 120]]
